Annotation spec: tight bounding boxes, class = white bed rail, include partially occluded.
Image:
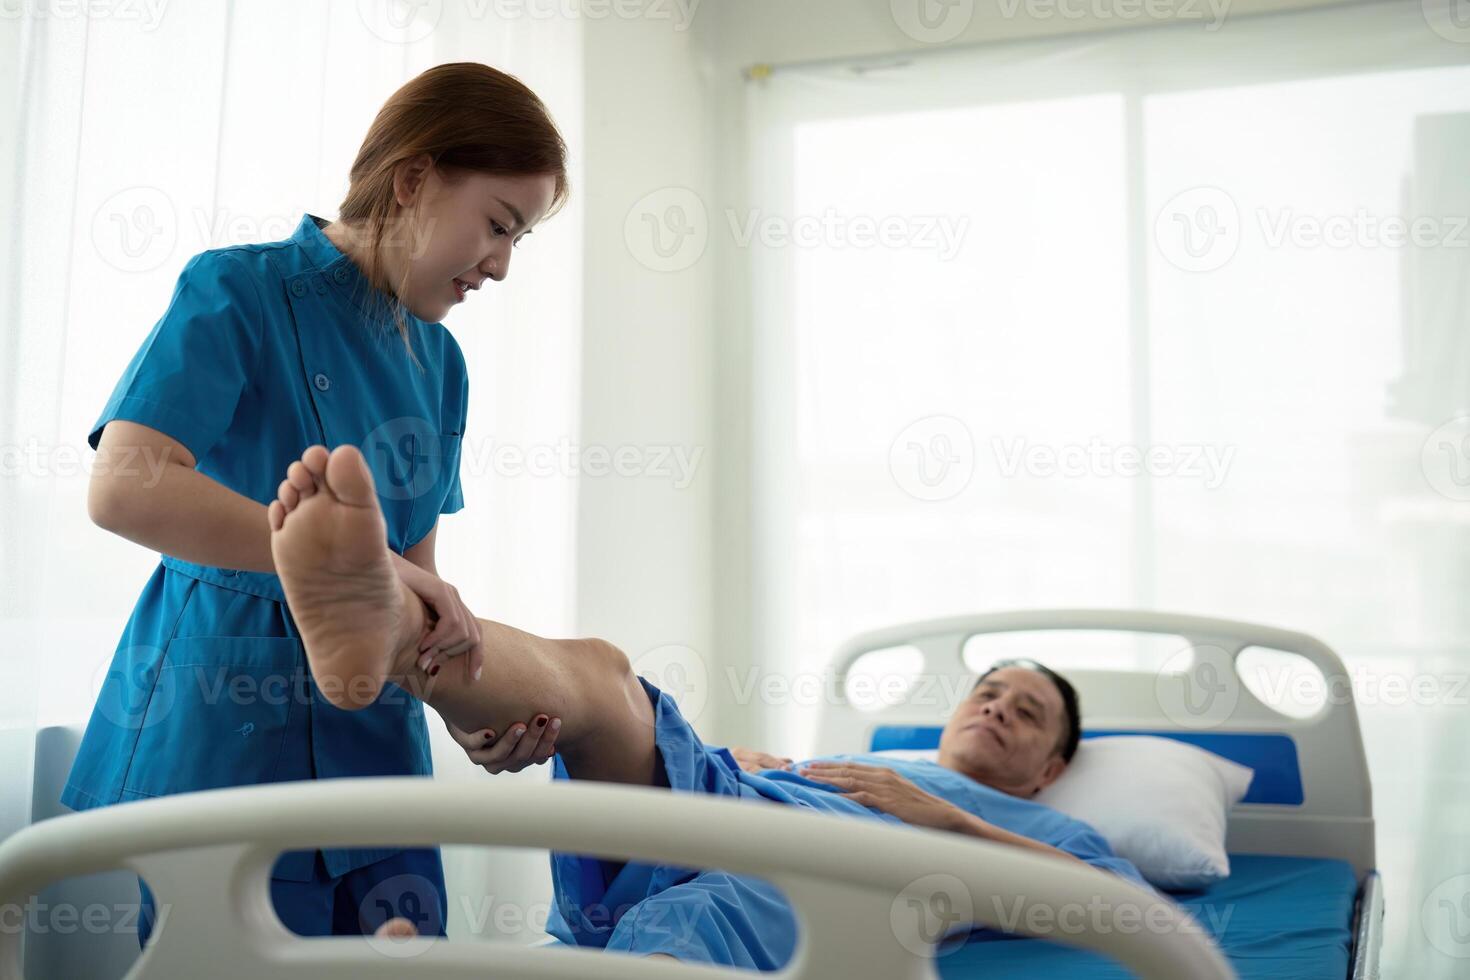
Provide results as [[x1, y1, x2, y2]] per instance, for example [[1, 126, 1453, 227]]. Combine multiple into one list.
[[0, 778, 1234, 980], [818, 609, 1376, 878]]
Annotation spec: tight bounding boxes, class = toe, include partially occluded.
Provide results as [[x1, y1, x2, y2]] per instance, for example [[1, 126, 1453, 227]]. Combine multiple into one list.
[[323, 445, 378, 507], [268, 499, 285, 531], [277, 479, 300, 511], [301, 445, 330, 479], [286, 460, 317, 497]]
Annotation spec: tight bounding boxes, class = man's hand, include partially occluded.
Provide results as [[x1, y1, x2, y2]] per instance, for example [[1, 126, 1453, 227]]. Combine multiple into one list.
[[728, 746, 794, 775], [798, 762, 966, 832], [444, 715, 560, 774]]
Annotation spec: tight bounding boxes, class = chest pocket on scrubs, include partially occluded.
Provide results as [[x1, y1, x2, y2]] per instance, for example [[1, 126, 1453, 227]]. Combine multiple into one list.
[[123, 636, 307, 798]]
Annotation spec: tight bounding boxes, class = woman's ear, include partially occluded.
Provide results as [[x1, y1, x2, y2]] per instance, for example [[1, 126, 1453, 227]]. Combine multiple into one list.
[[393, 153, 434, 207]]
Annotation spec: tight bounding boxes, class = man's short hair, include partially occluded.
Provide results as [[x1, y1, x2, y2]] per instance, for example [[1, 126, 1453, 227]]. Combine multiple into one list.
[[974, 658, 1082, 763]]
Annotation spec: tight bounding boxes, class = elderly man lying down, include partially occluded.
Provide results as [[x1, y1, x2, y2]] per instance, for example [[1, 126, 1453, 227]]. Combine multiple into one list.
[[269, 444, 1148, 969]]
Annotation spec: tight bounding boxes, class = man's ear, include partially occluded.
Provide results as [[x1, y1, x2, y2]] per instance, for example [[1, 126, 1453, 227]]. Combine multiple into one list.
[[1031, 755, 1068, 795]]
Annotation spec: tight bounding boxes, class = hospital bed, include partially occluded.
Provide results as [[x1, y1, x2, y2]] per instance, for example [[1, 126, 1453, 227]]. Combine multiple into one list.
[[0, 609, 1381, 978]]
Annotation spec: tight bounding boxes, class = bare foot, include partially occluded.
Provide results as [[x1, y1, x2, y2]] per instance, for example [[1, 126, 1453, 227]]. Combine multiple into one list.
[[270, 444, 422, 709]]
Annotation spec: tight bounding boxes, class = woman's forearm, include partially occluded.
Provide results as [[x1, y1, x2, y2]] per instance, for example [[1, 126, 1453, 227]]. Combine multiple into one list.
[[92, 459, 280, 572]]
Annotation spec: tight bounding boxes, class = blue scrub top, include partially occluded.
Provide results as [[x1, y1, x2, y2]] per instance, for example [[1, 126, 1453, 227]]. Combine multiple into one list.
[[63, 214, 469, 880]]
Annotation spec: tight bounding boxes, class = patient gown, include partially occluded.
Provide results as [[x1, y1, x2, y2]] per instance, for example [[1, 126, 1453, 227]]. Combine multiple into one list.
[[544, 677, 1149, 969]]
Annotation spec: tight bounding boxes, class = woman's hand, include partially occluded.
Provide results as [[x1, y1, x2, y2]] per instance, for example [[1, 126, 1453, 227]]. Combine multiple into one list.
[[797, 762, 966, 832], [728, 746, 794, 775], [390, 553, 484, 682], [445, 715, 561, 774]]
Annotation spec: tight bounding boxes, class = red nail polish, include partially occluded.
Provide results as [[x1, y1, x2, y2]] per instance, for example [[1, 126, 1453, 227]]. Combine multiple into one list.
[[429, 664, 440, 677]]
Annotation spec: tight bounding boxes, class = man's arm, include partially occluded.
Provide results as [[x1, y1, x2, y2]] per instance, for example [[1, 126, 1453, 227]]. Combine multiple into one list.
[[944, 810, 1087, 867]]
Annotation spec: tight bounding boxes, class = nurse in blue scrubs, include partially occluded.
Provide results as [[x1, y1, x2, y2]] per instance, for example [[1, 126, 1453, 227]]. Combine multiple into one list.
[[64, 62, 568, 944]]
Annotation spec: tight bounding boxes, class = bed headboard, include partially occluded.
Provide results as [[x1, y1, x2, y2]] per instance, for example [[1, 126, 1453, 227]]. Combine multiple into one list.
[[813, 609, 1376, 880]]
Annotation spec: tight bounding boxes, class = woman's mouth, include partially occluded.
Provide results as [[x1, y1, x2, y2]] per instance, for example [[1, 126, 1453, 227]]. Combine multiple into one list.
[[452, 278, 472, 302]]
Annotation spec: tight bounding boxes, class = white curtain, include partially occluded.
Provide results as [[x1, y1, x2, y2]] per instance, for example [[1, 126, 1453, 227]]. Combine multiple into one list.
[[0, 0, 582, 947], [746, 2, 1468, 976]]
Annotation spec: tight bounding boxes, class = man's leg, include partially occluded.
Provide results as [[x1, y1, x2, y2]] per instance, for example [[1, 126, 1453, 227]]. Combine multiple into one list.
[[269, 444, 658, 786]]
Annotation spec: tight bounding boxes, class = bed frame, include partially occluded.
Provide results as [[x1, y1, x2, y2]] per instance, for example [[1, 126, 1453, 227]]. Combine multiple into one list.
[[0, 609, 1379, 978], [815, 609, 1382, 978]]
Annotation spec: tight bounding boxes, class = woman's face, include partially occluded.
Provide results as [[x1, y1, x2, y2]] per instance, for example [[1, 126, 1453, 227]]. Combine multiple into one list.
[[389, 159, 558, 323]]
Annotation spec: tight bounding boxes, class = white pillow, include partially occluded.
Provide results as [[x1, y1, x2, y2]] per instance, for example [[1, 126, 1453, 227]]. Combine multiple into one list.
[[875, 736, 1253, 890]]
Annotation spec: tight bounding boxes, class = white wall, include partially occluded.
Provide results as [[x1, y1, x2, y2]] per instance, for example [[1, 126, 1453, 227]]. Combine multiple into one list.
[[573, 0, 1369, 750]]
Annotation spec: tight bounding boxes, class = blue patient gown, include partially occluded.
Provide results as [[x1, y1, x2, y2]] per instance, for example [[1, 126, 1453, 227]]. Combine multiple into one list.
[[545, 678, 1148, 969]]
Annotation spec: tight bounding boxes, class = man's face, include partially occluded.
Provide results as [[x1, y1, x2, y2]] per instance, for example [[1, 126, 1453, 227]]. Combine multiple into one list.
[[936, 666, 1069, 797]]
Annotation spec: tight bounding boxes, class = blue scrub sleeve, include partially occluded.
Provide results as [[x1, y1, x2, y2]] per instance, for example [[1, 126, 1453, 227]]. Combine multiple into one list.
[[89, 249, 263, 459]]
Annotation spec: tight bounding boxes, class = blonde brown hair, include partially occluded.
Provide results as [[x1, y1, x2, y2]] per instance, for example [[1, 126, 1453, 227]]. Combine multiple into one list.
[[337, 62, 570, 354]]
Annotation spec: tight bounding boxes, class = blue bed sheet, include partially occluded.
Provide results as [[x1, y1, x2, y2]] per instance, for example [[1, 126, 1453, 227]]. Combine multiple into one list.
[[936, 854, 1359, 979]]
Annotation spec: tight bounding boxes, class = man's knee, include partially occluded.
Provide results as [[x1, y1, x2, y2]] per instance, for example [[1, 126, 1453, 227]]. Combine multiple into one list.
[[584, 637, 636, 686]]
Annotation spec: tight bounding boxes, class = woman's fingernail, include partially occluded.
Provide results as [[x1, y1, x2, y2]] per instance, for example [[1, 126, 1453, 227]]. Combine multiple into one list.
[[535, 716, 547, 727], [549, 719, 562, 732], [513, 727, 525, 738], [429, 664, 440, 677], [474, 667, 483, 681]]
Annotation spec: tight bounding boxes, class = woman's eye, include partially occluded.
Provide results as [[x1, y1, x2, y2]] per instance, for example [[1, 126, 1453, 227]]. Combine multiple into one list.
[[491, 222, 507, 236]]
